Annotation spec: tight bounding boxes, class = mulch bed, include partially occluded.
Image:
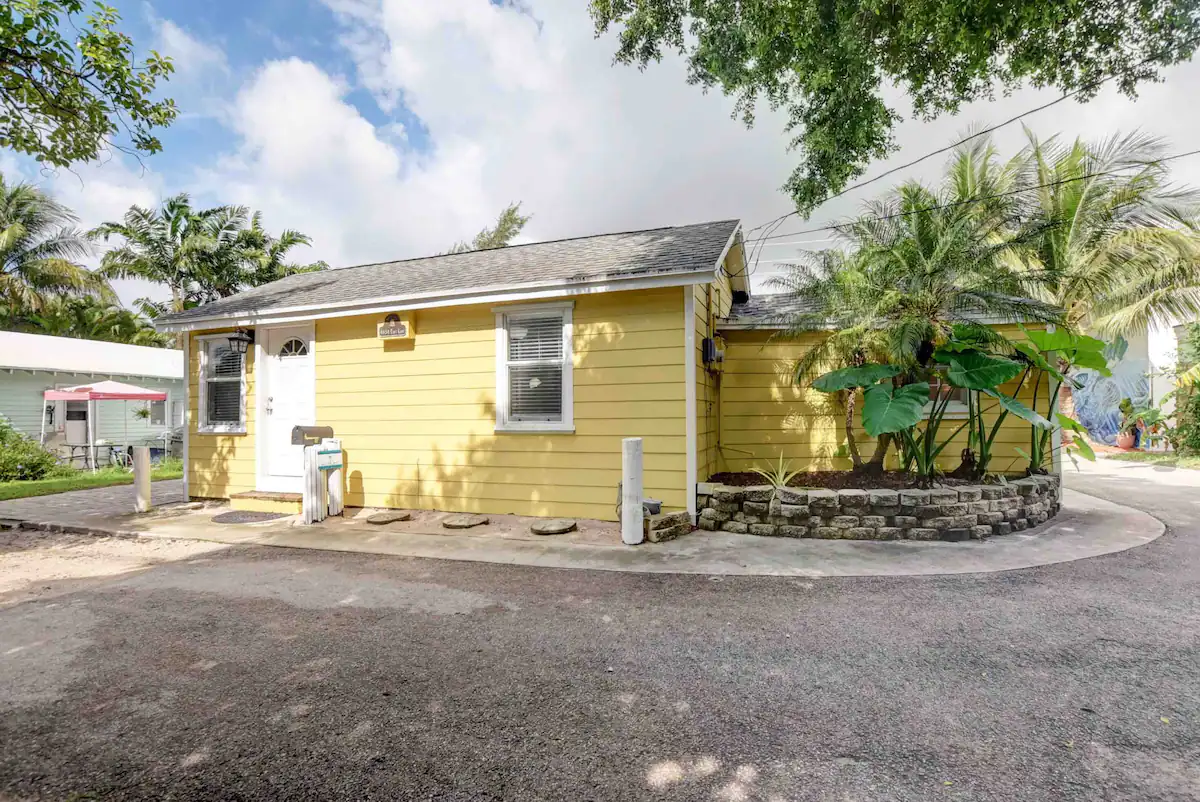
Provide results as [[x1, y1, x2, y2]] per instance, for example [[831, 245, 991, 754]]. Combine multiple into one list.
[[708, 471, 988, 490]]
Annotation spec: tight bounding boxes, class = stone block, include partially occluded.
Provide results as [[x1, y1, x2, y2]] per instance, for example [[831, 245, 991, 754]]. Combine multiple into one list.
[[648, 510, 691, 531], [980, 486, 1005, 500], [868, 489, 899, 507], [871, 504, 901, 517], [899, 489, 931, 507], [938, 503, 969, 516], [811, 527, 841, 539], [957, 486, 984, 502], [778, 525, 808, 538], [777, 487, 808, 505], [906, 527, 939, 540], [1032, 511, 1048, 524], [721, 520, 749, 534], [714, 500, 739, 513], [830, 515, 860, 529], [748, 523, 778, 537], [1000, 485, 1019, 499], [929, 488, 959, 505], [1013, 518, 1028, 531], [892, 515, 918, 529], [712, 487, 743, 503], [742, 485, 775, 502], [941, 527, 971, 542], [768, 498, 783, 517], [976, 511, 1003, 525], [699, 507, 730, 523], [967, 501, 990, 514], [647, 522, 692, 543], [993, 522, 1012, 536], [1013, 479, 1039, 497], [876, 527, 902, 540], [925, 516, 955, 530], [951, 515, 979, 529], [846, 527, 876, 539], [861, 515, 886, 528], [743, 501, 769, 516], [971, 525, 992, 540], [779, 504, 809, 520], [698, 517, 718, 531], [917, 506, 944, 520], [696, 482, 718, 496], [808, 489, 840, 512], [1004, 509, 1021, 522], [838, 489, 869, 508]]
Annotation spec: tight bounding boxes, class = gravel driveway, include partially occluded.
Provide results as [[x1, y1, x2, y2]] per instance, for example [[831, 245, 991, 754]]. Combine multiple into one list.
[[1, 468, 1197, 801]]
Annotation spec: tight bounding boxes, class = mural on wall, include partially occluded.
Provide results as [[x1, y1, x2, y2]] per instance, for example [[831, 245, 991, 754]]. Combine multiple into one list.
[[1072, 337, 1150, 445]]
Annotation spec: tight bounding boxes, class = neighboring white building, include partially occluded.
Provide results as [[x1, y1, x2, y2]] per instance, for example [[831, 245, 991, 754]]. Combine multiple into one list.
[[0, 332, 184, 463]]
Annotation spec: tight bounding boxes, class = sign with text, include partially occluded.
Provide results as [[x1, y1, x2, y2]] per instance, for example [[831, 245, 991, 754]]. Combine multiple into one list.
[[377, 313, 414, 339]]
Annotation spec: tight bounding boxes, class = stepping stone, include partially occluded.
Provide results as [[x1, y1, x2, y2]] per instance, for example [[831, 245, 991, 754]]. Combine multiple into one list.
[[530, 518, 577, 536], [366, 511, 411, 525], [442, 514, 489, 530]]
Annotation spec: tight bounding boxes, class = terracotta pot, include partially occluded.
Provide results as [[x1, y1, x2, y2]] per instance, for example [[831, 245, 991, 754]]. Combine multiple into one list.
[[1116, 431, 1137, 450]]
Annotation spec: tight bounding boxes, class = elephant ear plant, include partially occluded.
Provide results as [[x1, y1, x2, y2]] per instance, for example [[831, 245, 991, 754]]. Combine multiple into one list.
[[1011, 327, 1109, 471]]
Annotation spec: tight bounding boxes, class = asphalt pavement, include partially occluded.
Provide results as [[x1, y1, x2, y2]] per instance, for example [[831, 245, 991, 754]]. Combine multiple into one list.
[[1, 464, 1197, 800]]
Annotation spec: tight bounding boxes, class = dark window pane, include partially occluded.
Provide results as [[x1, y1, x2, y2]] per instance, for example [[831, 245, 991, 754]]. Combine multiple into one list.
[[507, 315, 563, 361], [207, 381, 242, 425], [509, 365, 563, 421]]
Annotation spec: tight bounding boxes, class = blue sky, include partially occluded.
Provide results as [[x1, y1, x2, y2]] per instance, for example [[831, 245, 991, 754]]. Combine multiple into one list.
[[6, 1, 1200, 306]]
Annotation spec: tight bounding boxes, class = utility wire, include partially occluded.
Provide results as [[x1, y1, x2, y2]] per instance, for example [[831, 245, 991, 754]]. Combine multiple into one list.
[[724, 148, 1200, 279], [741, 34, 1200, 241]]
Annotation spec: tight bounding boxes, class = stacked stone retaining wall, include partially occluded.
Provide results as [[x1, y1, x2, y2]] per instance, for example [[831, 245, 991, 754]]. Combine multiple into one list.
[[697, 475, 1061, 541]]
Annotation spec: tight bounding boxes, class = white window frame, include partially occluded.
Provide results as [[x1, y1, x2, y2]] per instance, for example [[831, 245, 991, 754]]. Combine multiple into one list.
[[925, 370, 970, 420], [493, 301, 574, 434], [197, 334, 247, 435]]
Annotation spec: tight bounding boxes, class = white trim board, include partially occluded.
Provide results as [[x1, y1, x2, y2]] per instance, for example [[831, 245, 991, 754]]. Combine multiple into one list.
[[493, 301, 575, 434], [684, 289, 698, 523], [195, 333, 248, 435], [157, 269, 718, 333]]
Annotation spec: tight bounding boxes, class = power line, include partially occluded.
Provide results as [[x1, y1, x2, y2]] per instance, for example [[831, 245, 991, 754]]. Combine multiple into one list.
[[723, 147, 1200, 279], [741, 34, 1200, 240], [746, 148, 1200, 243]]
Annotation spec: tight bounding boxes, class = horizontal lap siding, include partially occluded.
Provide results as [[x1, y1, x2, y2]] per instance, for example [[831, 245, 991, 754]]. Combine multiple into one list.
[[718, 327, 1047, 474], [695, 270, 733, 482], [186, 329, 256, 498], [316, 288, 686, 521]]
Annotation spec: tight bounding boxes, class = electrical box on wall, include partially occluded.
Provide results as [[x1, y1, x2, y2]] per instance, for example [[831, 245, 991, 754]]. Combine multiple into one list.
[[702, 336, 725, 370], [377, 313, 415, 340]]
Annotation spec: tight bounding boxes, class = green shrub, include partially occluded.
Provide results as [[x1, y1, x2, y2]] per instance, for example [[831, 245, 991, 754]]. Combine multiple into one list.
[[1175, 324, 1200, 455], [0, 418, 58, 481]]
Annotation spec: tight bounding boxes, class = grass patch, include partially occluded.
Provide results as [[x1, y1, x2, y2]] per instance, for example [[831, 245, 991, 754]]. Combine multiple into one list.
[[0, 458, 184, 501], [1105, 451, 1200, 470]]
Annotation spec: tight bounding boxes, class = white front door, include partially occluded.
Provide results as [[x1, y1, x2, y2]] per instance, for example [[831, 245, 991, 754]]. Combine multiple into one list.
[[260, 325, 315, 492]]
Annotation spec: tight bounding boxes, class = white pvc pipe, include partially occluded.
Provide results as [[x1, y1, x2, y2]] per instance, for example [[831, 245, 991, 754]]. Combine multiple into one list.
[[182, 334, 190, 500], [88, 399, 96, 473], [133, 446, 151, 512], [621, 437, 644, 545]]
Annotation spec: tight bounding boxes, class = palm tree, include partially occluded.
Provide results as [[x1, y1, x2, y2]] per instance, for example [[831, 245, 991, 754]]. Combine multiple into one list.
[[0, 174, 110, 319], [770, 176, 1060, 471], [91, 194, 325, 345], [90, 193, 242, 320], [20, 295, 171, 347], [1017, 130, 1200, 337]]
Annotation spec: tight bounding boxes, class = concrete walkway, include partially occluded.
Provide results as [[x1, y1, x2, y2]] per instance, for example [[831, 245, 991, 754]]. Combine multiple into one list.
[[1, 482, 1163, 577]]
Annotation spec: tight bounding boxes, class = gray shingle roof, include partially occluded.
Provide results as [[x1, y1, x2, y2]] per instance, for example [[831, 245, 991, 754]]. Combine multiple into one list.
[[158, 219, 740, 326], [720, 294, 820, 329]]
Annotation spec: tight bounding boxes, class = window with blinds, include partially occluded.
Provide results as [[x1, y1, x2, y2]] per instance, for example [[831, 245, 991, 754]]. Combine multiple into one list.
[[495, 304, 573, 432], [200, 338, 245, 432]]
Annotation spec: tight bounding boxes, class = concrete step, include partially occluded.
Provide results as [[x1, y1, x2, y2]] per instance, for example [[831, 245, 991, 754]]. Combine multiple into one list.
[[230, 491, 302, 515]]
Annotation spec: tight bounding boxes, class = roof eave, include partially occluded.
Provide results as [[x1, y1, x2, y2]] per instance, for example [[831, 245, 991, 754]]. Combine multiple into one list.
[[156, 267, 720, 333]]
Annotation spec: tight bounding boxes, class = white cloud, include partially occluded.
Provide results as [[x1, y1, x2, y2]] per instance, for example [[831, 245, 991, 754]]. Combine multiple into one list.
[[152, 18, 228, 78]]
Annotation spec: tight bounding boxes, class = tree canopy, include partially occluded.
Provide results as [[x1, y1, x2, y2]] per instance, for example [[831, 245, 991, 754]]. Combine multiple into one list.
[[590, 0, 1200, 214], [0, 0, 177, 167]]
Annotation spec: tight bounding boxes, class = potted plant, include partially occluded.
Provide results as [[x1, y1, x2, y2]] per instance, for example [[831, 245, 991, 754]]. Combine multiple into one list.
[[1117, 399, 1163, 450]]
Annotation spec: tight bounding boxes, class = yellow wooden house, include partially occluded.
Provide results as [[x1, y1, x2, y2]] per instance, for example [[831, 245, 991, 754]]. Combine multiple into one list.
[[157, 219, 1043, 522]]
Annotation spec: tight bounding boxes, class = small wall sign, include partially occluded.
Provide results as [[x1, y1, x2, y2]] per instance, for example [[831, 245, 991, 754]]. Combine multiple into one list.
[[377, 313, 414, 339]]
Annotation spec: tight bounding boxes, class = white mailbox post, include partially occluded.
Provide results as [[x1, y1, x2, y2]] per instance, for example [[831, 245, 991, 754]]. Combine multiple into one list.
[[303, 438, 344, 524]]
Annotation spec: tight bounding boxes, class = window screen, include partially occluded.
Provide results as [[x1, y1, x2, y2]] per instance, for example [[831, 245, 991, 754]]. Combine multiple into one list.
[[150, 399, 166, 425], [203, 340, 244, 428], [505, 313, 565, 422]]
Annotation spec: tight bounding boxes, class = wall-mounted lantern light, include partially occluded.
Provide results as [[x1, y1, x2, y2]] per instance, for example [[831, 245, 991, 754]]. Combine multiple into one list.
[[227, 328, 254, 355]]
